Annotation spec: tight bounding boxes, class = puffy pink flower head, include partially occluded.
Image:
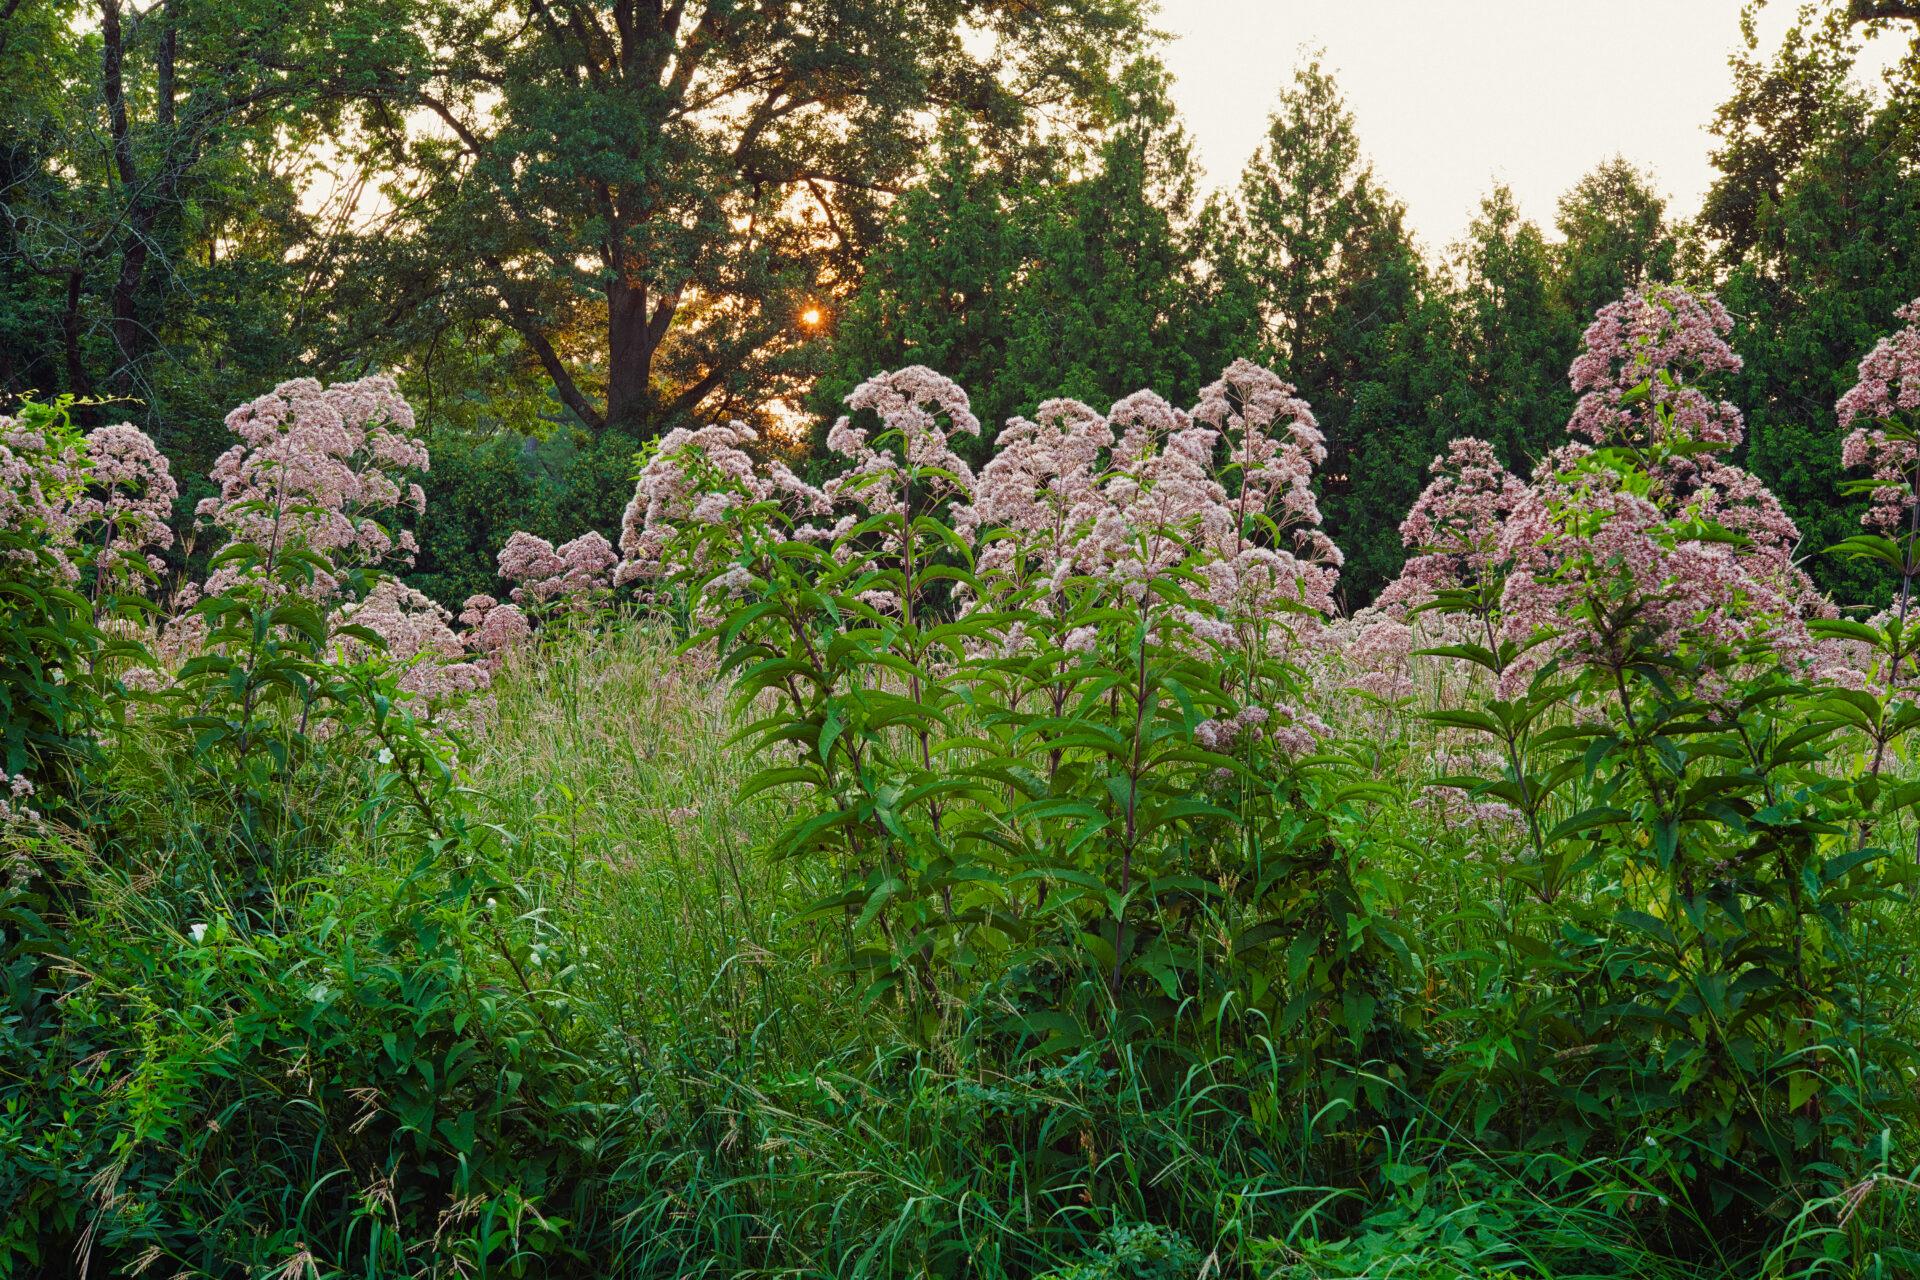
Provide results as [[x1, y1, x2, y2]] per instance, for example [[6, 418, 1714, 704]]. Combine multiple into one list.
[[1380, 437, 1529, 615], [1327, 608, 1415, 701], [1499, 446, 1812, 678], [949, 397, 1122, 641], [71, 423, 178, 593], [0, 770, 37, 825], [955, 397, 1112, 565], [1196, 702, 1328, 758], [335, 579, 490, 708], [617, 421, 769, 587], [1838, 297, 1920, 429], [195, 375, 427, 599], [1838, 297, 1920, 535], [0, 412, 87, 584], [1566, 286, 1746, 450], [498, 529, 616, 610], [1099, 389, 1224, 569], [823, 365, 980, 526], [460, 593, 534, 665], [947, 363, 1343, 659], [1193, 358, 1327, 538]]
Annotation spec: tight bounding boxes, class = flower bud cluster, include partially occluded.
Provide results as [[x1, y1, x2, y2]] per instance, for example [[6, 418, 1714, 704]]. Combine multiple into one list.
[[1838, 297, 1920, 535], [72, 424, 179, 591], [337, 579, 491, 706], [498, 530, 617, 610], [1567, 286, 1745, 449], [195, 375, 427, 600], [1, 414, 87, 582]]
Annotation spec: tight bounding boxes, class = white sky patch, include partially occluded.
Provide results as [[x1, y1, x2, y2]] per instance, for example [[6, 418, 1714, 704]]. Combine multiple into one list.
[[1156, 0, 1908, 253]]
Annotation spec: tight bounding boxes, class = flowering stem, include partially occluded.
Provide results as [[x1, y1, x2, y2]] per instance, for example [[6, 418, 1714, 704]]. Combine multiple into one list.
[[1479, 608, 1546, 870], [1113, 616, 1152, 997]]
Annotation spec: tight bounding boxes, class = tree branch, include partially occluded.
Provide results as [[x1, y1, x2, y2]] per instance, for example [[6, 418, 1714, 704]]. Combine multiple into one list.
[[488, 258, 606, 430], [1849, 0, 1920, 21]]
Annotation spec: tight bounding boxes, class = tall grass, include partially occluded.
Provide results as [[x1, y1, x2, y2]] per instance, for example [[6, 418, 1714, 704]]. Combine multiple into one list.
[[432, 622, 1920, 1278]]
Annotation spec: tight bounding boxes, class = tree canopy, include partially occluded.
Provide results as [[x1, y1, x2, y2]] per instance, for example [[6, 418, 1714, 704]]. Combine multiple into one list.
[[4, 0, 1918, 605]]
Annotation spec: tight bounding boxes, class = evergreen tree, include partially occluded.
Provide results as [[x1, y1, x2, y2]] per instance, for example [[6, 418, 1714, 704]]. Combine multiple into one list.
[[1229, 59, 1468, 601], [1001, 60, 1240, 427], [1553, 156, 1681, 325], [817, 59, 1242, 451], [1451, 184, 1576, 472], [1706, 4, 1920, 604], [813, 116, 1033, 443]]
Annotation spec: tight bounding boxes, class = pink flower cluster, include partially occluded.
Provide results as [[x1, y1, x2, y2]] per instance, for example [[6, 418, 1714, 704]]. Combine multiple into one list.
[[335, 579, 491, 707], [624, 362, 1346, 686], [0, 772, 37, 825], [0, 413, 86, 583], [1837, 297, 1920, 535], [71, 424, 178, 592], [1324, 609, 1416, 701], [823, 365, 981, 524], [1358, 288, 1831, 696], [957, 397, 1112, 588], [459, 594, 534, 664], [953, 361, 1342, 640], [1567, 286, 1745, 449], [1420, 738, 1525, 835], [195, 376, 428, 599], [620, 362, 1345, 767], [1497, 286, 1828, 677], [617, 421, 826, 590], [813, 366, 983, 615], [1, 412, 177, 596], [498, 530, 617, 610], [1187, 360, 1343, 623], [1195, 702, 1328, 758], [1377, 437, 1528, 616]]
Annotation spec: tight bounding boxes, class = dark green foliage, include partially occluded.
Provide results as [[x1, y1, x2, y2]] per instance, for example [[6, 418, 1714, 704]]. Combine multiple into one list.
[[1705, 11, 1920, 604], [408, 428, 545, 604], [818, 62, 1242, 456], [0, 402, 94, 791], [0, 0, 429, 464], [0, 457, 602, 1275], [1552, 158, 1682, 328], [359, 0, 1147, 438], [1227, 60, 1470, 600], [405, 424, 642, 604], [1452, 185, 1579, 472]]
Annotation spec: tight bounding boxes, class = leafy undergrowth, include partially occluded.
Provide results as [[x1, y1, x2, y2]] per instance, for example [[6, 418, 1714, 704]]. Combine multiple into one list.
[[3, 623, 1916, 1278], [469, 627, 1920, 1280]]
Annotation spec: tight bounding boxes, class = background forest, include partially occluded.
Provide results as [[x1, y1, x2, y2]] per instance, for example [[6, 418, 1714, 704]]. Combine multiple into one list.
[[6, 0, 1918, 604]]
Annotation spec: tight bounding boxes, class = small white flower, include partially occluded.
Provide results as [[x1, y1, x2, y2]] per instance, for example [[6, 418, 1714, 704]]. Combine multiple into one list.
[[189, 923, 208, 944], [376, 747, 394, 765]]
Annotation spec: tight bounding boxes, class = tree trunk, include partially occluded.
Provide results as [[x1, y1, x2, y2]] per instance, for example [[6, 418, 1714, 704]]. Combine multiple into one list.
[[61, 270, 93, 407], [605, 279, 654, 434], [100, 0, 153, 392]]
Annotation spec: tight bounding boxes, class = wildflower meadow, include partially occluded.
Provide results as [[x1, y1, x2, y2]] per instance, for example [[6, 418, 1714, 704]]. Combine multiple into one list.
[[3, 279, 1920, 1277], [5, 1, 1920, 1275]]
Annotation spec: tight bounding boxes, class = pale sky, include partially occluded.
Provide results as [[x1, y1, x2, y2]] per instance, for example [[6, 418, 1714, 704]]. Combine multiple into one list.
[[1156, 0, 1904, 255]]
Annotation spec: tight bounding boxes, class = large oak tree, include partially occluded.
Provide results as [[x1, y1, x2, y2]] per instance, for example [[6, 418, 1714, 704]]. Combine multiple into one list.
[[366, 0, 1145, 437]]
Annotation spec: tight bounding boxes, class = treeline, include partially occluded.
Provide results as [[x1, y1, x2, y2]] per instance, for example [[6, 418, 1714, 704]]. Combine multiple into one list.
[[1, 0, 1917, 603]]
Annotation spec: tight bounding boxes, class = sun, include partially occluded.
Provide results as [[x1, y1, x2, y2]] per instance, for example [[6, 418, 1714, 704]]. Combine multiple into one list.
[[800, 306, 824, 327]]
